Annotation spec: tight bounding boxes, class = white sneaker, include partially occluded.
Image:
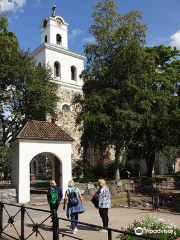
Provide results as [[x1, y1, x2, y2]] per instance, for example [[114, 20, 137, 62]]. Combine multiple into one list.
[[74, 227, 78, 232], [71, 230, 76, 234]]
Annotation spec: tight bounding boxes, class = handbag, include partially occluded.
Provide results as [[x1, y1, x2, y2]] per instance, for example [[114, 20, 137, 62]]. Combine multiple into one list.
[[91, 197, 99, 209]]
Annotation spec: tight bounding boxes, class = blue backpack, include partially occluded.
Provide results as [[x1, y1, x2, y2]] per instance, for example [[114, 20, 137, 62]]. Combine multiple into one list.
[[68, 188, 79, 207]]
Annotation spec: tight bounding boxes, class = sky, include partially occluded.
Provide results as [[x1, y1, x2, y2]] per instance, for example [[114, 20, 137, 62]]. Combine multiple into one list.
[[1, 0, 180, 55]]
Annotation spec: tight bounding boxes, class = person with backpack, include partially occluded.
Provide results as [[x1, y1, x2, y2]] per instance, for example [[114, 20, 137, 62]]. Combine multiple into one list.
[[93, 179, 111, 233], [63, 180, 84, 234], [47, 180, 63, 213]]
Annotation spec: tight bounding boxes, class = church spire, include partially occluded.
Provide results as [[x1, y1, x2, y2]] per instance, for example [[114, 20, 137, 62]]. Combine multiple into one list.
[[52, 5, 57, 17]]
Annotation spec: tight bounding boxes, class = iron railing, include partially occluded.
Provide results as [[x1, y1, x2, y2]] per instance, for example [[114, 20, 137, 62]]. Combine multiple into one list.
[[152, 188, 180, 211], [57, 217, 162, 240], [0, 201, 163, 240]]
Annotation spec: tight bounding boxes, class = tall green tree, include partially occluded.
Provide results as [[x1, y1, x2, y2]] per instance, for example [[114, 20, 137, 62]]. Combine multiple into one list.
[[128, 45, 180, 176], [0, 14, 59, 146], [75, 0, 154, 179]]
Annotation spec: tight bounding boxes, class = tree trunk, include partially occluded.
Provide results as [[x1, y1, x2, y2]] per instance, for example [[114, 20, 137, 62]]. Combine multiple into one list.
[[114, 142, 121, 180], [146, 150, 156, 177]]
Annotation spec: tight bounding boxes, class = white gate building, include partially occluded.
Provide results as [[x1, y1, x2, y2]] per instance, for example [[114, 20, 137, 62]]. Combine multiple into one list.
[[11, 120, 74, 203]]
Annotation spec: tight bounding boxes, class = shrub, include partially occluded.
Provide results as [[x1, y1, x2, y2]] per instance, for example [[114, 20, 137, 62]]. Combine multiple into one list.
[[119, 215, 180, 240], [45, 159, 52, 180], [0, 145, 12, 175], [91, 160, 131, 179], [72, 160, 83, 179], [105, 161, 115, 178], [91, 163, 105, 178]]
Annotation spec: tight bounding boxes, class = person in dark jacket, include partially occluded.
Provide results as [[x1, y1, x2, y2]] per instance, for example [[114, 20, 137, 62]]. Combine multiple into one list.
[[47, 180, 63, 213]]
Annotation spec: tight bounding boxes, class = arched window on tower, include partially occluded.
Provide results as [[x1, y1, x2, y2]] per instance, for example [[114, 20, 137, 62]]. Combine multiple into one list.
[[45, 35, 47, 43], [54, 61, 60, 77], [71, 66, 77, 80], [56, 34, 61, 45]]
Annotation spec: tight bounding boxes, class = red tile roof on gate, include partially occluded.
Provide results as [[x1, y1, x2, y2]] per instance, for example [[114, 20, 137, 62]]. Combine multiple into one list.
[[11, 121, 74, 142]]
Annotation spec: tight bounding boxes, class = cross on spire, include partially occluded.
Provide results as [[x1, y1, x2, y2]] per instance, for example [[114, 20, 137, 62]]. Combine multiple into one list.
[[52, 5, 57, 17]]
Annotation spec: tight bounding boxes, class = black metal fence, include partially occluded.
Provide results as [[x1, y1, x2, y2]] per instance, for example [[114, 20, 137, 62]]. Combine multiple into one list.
[[0, 201, 162, 240], [151, 188, 180, 211]]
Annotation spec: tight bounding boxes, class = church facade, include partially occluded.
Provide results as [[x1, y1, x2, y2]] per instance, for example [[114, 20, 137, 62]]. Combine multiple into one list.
[[31, 7, 86, 168]]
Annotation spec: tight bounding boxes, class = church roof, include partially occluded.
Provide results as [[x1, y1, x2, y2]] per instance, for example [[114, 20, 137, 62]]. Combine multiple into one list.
[[11, 121, 74, 142]]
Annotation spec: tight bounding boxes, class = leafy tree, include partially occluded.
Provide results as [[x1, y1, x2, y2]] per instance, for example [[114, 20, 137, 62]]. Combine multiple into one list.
[[0, 145, 12, 175], [128, 45, 180, 176], [76, 1, 180, 178], [0, 14, 59, 146], [75, 0, 154, 179], [155, 147, 179, 174]]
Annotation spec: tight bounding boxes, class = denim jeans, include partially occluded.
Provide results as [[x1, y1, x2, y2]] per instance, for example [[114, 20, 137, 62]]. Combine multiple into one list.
[[71, 212, 78, 230]]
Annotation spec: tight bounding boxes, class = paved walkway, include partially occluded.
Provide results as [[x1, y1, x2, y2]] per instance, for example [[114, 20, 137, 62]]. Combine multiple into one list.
[[2, 201, 180, 240]]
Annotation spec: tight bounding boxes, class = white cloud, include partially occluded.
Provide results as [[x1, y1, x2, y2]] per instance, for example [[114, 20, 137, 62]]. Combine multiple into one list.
[[14, 14, 19, 19], [83, 36, 96, 44], [0, 0, 26, 13], [170, 30, 180, 49], [35, 0, 42, 6], [69, 28, 83, 40], [32, 0, 42, 8]]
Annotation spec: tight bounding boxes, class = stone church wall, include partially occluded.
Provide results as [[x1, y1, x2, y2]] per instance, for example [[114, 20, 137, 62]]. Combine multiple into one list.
[[46, 85, 117, 172], [56, 86, 83, 162], [54, 86, 116, 166]]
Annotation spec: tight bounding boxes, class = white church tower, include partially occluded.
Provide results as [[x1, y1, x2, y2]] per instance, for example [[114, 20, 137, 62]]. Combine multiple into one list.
[[32, 6, 86, 162], [32, 5, 85, 89]]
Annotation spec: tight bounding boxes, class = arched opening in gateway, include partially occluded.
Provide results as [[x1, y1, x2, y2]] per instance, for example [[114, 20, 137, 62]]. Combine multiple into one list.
[[30, 153, 62, 201]]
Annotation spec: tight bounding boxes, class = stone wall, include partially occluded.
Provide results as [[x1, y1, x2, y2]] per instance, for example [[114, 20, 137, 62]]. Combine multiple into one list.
[[85, 145, 116, 166], [76, 177, 180, 196], [75, 177, 180, 208], [56, 87, 83, 162], [54, 86, 116, 166], [0, 188, 17, 203]]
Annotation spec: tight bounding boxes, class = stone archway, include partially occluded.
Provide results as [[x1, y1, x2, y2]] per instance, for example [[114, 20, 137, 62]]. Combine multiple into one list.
[[10, 121, 74, 203]]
